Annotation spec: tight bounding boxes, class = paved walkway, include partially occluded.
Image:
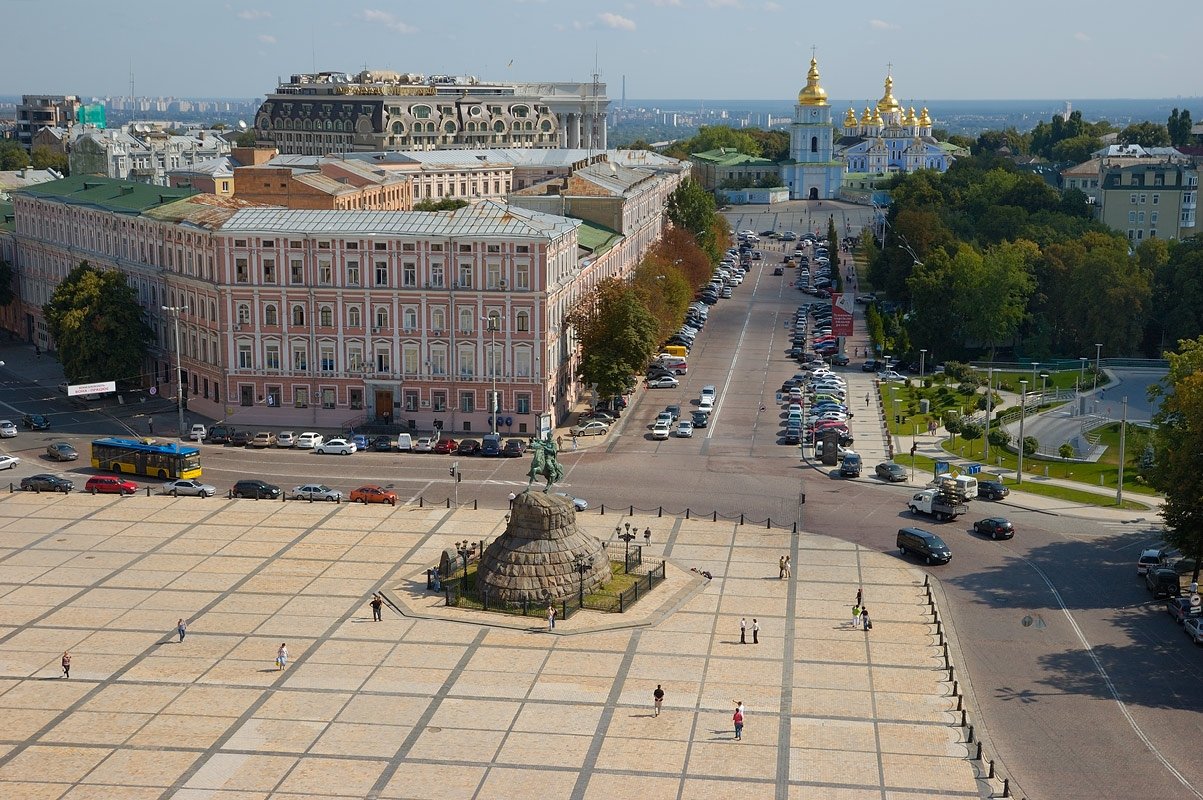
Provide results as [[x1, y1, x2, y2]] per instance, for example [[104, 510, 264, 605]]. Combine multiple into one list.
[[0, 493, 998, 799]]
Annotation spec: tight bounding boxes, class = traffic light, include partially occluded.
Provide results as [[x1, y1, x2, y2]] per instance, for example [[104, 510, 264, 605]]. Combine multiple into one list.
[[449, 465, 455, 477]]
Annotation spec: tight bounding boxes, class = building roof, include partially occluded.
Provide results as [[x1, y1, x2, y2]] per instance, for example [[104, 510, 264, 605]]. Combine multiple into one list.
[[168, 156, 237, 180], [0, 201, 14, 232], [690, 148, 777, 167], [576, 220, 622, 255], [14, 175, 197, 214], [143, 194, 274, 229], [331, 148, 684, 172], [0, 168, 63, 196], [219, 199, 580, 240]]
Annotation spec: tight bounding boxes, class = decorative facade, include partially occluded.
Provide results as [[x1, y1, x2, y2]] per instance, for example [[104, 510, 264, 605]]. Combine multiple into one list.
[[780, 58, 843, 200], [837, 74, 950, 175]]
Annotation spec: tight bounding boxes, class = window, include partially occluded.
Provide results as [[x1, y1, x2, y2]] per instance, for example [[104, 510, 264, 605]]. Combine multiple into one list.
[[486, 263, 501, 289], [403, 308, 417, 330], [487, 244, 500, 254], [319, 306, 333, 327], [810, 136, 818, 153], [1130, 193, 1138, 204], [374, 307, 389, 330], [348, 345, 363, 371], [290, 259, 303, 284], [238, 343, 252, 368], [319, 260, 333, 285], [294, 387, 309, 408], [460, 392, 475, 413], [265, 343, 280, 370], [320, 345, 335, 372], [515, 393, 531, 414], [404, 390, 419, 411], [488, 343, 503, 377], [349, 388, 363, 410], [237, 304, 251, 324], [1152, 194, 1159, 205], [403, 344, 419, 374], [292, 346, 308, 372], [321, 388, 335, 409], [516, 263, 529, 290], [432, 391, 446, 412], [374, 241, 387, 251], [458, 262, 472, 288], [291, 305, 305, 326], [263, 259, 276, 283], [459, 308, 474, 333], [1139, 194, 1147, 204], [458, 344, 475, 378], [375, 261, 388, 286], [515, 347, 531, 377], [431, 308, 446, 332], [375, 349, 390, 373], [429, 347, 447, 376], [516, 245, 528, 254], [264, 305, 278, 326], [1151, 211, 1159, 224], [403, 262, 416, 287], [348, 306, 362, 328], [1138, 211, 1145, 223], [1129, 211, 1137, 223], [516, 310, 529, 332], [345, 262, 359, 286], [235, 258, 249, 283], [431, 263, 444, 287]]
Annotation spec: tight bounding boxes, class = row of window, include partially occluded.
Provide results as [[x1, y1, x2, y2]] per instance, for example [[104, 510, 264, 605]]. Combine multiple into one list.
[[233, 303, 531, 333], [233, 257, 532, 290], [237, 384, 535, 416], [234, 340, 536, 379], [1128, 211, 1159, 224]]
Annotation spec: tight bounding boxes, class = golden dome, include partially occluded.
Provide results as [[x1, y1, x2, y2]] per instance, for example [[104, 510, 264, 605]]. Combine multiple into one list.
[[872, 108, 884, 126], [797, 56, 829, 106], [906, 106, 918, 125], [860, 106, 873, 125], [876, 75, 901, 114], [844, 107, 858, 127], [919, 107, 932, 127]]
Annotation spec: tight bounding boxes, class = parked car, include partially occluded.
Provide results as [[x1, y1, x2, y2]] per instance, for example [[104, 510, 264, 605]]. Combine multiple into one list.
[[877, 370, 907, 382], [502, 439, 527, 458], [571, 420, 610, 437], [647, 376, 680, 389], [294, 431, 323, 449], [1185, 616, 1203, 645], [231, 479, 281, 499], [162, 479, 217, 497], [351, 434, 371, 451], [21, 474, 73, 493], [457, 439, 481, 456], [691, 410, 710, 428], [1137, 548, 1168, 576], [977, 481, 1010, 501], [231, 430, 255, 447], [290, 484, 343, 502], [85, 475, 138, 495], [828, 354, 850, 367], [862, 360, 882, 372], [0, 420, 17, 438], [414, 436, 436, 453], [46, 442, 79, 462], [651, 421, 671, 440], [676, 421, 694, 438], [368, 435, 395, 452], [480, 436, 502, 457], [22, 413, 50, 430], [250, 431, 278, 448], [434, 437, 458, 454], [1145, 567, 1182, 599], [1166, 596, 1202, 624], [554, 492, 588, 511], [350, 485, 397, 505], [972, 517, 1015, 540], [875, 462, 907, 482], [276, 431, 297, 448], [206, 425, 235, 444], [314, 437, 356, 455]]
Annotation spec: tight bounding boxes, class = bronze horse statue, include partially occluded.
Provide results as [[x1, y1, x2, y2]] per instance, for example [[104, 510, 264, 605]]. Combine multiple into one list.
[[526, 435, 565, 492]]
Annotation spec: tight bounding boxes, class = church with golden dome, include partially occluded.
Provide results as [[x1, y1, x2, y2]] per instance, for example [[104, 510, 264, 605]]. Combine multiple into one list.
[[781, 57, 843, 200]]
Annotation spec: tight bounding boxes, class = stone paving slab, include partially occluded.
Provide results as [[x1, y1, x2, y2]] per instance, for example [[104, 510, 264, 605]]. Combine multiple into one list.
[[0, 495, 995, 798]]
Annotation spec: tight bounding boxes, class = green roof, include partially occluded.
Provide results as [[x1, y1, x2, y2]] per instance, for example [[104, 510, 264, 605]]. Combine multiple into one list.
[[576, 220, 622, 256], [15, 175, 196, 215], [691, 148, 778, 167]]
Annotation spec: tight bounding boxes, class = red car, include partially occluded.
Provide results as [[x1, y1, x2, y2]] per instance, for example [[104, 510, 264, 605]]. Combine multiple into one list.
[[433, 437, 458, 454], [349, 485, 398, 505], [85, 475, 138, 495]]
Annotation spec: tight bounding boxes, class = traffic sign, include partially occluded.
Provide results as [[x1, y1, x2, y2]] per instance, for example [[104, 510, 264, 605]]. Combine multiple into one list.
[[148, 386, 157, 396], [1191, 593, 1201, 608]]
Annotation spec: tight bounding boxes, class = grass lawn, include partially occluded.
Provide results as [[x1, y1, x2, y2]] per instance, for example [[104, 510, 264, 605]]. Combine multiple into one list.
[[879, 383, 978, 436], [973, 368, 1100, 394]]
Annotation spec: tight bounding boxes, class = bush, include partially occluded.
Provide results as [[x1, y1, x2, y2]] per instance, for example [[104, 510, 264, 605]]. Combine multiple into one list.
[[922, 377, 933, 389], [1058, 442, 1075, 459], [944, 361, 973, 382], [961, 422, 983, 441], [1022, 436, 1039, 456], [987, 428, 1011, 447], [942, 412, 963, 434], [975, 390, 1002, 410], [957, 382, 978, 396]]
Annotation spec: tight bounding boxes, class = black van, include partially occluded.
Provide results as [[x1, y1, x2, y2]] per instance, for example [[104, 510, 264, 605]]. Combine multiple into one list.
[[1145, 567, 1181, 599], [897, 527, 952, 565]]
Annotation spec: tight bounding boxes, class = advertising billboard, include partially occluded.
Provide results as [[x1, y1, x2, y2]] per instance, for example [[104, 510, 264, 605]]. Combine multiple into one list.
[[831, 292, 855, 338]]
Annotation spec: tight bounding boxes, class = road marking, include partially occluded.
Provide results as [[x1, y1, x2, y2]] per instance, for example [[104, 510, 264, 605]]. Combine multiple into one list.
[[1023, 557, 1203, 798], [706, 266, 763, 442]]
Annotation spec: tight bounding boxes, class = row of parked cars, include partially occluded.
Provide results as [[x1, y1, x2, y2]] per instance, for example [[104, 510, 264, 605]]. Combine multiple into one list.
[[18, 471, 403, 504], [1136, 547, 1203, 644], [189, 424, 529, 458]]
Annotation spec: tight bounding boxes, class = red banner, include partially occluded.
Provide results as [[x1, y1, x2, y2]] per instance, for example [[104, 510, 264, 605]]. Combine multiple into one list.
[[831, 292, 854, 337]]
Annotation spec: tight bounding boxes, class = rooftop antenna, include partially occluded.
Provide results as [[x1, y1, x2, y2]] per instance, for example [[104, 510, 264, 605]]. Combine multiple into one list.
[[589, 47, 602, 155], [129, 60, 134, 100]]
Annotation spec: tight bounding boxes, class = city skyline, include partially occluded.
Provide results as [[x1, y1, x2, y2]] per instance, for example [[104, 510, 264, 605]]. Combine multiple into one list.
[[4, 0, 1201, 102]]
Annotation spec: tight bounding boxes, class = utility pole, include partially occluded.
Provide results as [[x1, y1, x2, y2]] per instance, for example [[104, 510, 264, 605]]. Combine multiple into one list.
[[1116, 397, 1127, 506], [983, 367, 993, 463], [161, 305, 188, 439], [1016, 380, 1028, 485]]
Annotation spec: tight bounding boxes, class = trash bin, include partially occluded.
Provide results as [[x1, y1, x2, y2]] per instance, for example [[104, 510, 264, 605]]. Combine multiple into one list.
[[919, 399, 930, 414]]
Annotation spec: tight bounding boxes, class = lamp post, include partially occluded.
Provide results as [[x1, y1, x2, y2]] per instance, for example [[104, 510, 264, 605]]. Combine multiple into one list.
[[161, 305, 188, 440], [1094, 343, 1103, 390], [573, 554, 593, 606], [485, 315, 499, 436], [1117, 397, 1128, 506], [1017, 379, 1028, 485], [984, 367, 993, 463], [1040, 372, 1049, 404], [617, 522, 636, 574], [456, 539, 472, 580], [1031, 362, 1039, 393], [919, 349, 927, 381], [1079, 358, 1088, 393]]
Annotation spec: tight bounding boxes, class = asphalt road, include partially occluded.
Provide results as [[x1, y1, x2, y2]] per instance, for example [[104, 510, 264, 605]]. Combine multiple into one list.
[[1, 243, 1201, 799]]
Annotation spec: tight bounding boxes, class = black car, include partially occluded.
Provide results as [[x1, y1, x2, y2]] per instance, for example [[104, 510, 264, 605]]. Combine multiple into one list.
[[21, 473, 74, 493], [457, 439, 481, 455], [665, 405, 682, 421], [1146, 567, 1182, 599], [207, 425, 235, 444], [783, 426, 802, 444], [502, 439, 527, 458], [231, 479, 281, 499], [972, 517, 1015, 540], [875, 462, 907, 482], [22, 413, 50, 430], [480, 436, 502, 457], [370, 435, 395, 452], [862, 360, 881, 372], [231, 430, 255, 447], [691, 410, 709, 428], [828, 354, 850, 366], [977, 481, 1010, 501], [46, 442, 79, 461]]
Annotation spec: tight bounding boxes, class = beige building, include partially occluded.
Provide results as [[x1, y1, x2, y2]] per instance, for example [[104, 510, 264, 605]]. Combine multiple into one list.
[[1062, 146, 1198, 242]]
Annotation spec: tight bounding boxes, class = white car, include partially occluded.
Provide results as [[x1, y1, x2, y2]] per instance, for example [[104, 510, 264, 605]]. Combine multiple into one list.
[[0, 454, 20, 470], [0, 420, 16, 438], [1185, 616, 1203, 645], [414, 436, 435, 453], [877, 370, 907, 382], [647, 376, 679, 389], [314, 438, 356, 455], [676, 421, 694, 438], [294, 431, 323, 449], [651, 422, 671, 440], [276, 431, 297, 448], [161, 479, 216, 497], [290, 484, 343, 502]]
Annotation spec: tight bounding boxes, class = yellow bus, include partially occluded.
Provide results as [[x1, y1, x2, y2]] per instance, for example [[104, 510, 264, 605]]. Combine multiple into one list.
[[91, 438, 202, 480]]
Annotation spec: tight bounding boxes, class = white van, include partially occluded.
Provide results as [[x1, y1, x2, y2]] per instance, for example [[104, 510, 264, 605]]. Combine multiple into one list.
[[395, 433, 413, 452]]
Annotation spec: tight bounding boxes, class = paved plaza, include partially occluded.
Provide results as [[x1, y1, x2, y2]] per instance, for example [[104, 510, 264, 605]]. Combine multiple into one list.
[[0, 492, 994, 799]]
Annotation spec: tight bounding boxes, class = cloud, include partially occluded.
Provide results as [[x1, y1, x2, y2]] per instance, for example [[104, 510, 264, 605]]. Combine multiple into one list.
[[763, 1, 782, 9], [236, 9, 270, 20], [358, 9, 417, 34], [650, 0, 683, 5], [598, 12, 636, 30], [257, 34, 276, 44], [707, 0, 741, 7], [868, 18, 898, 30], [1073, 31, 1090, 42]]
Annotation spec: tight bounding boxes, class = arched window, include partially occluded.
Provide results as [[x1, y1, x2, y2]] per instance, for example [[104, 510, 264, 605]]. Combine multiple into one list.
[[291, 305, 305, 326], [319, 305, 333, 327], [443, 121, 456, 134], [348, 306, 361, 327], [493, 120, 505, 133], [209, 301, 216, 322], [392, 122, 403, 134], [431, 308, 446, 332], [459, 308, 474, 333], [374, 306, 389, 329], [515, 310, 529, 332], [810, 136, 818, 153], [264, 305, 278, 326], [237, 303, 250, 324], [403, 308, 417, 330]]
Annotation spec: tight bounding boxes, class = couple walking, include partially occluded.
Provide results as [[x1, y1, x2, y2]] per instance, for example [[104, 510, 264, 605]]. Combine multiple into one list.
[[851, 588, 872, 631], [778, 555, 791, 579]]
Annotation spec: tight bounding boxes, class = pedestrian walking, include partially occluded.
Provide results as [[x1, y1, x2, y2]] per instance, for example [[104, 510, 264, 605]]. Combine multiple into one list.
[[177, 618, 187, 642], [856, 588, 862, 608], [733, 702, 744, 740], [784, 555, 791, 578], [752, 619, 760, 644], [148, 418, 155, 436], [739, 617, 747, 644], [865, 393, 870, 407], [572, 433, 579, 451], [556, 435, 564, 450], [370, 593, 383, 622], [276, 643, 288, 671], [653, 684, 665, 717], [852, 603, 861, 629], [861, 606, 872, 631], [644, 527, 651, 546], [507, 491, 516, 507], [779, 555, 786, 579], [61, 650, 71, 678], [547, 603, 556, 630]]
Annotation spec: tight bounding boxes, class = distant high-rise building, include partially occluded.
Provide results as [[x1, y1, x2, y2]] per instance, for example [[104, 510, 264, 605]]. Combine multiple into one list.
[[16, 95, 82, 149]]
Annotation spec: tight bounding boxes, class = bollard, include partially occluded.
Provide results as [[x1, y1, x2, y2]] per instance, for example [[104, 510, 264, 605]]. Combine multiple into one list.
[[766, 517, 771, 529], [445, 498, 450, 508], [227, 489, 232, 499], [309, 493, 314, 503], [629, 505, 634, 515], [949, 665, 955, 681], [419, 495, 424, 507], [473, 499, 478, 510], [988, 758, 995, 778], [145, 487, 151, 497], [8, 483, 12, 493], [961, 710, 967, 727], [956, 694, 962, 711], [713, 511, 717, 522], [1002, 778, 1009, 797], [976, 742, 983, 760], [792, 521, 797, 534], [924, 574, 930, 587], [739, 513, 744, 525], [952, 680, 958, 697], [685, 508, 690, 519], [600, 504, 605, 515], [658, 506, 662, 517], [967, 724, 973, 742]]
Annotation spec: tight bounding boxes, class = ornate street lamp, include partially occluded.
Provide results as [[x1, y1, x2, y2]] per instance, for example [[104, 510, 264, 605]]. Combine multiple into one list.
[[617, 522, 636, 574], [573, 554, 593, 606]]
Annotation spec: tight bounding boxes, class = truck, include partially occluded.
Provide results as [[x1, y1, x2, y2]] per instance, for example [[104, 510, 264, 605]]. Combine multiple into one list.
[[927, 474, 978, 503], [907, 488, 968, 522]]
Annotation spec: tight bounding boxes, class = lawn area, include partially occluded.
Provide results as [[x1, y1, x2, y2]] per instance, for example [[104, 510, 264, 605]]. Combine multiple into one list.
[[972, 367, 1100, 394], [879, 382, 978, 436]]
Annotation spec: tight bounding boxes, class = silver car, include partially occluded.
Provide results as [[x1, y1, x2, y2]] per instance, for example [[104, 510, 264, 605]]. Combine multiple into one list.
[[161, 479, 217, 497], [290, 484, 343, 502]]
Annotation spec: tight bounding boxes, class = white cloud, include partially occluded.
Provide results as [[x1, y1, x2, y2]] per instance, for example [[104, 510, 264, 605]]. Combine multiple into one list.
[[1073, 31, 1090, 42], [763, 1, 782, 10], [868, 18, 898, 30], [598, 12, 636, 30], [236, 9, 270, 20], [650, 0, 683, 6], [358, 9, 417, 34], [707, 0, 741, 7], [257, 34, 276, 44]]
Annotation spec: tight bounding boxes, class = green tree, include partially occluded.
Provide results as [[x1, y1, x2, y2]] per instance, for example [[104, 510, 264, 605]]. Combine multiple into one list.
[[1022, 436, 1039, 456], [666, 179, 723, 263], [942, 412, 963, 435], [1058, 442, 1075, 460], [1118, 121, 1170, 148], [235, 129, 257, 147], [42, 262, 153, 387], [0, 141, 31, 170], [413, 198, 469, 212], [1049, 134, 1102, 163], [961, 422, 983, 441], [1168, 108, 1194, 147], [567, 279, 659, 398], [988, 428, 1011, 448], [30, 146, 68, 174], [1146, 237, 1203, 355], [1148, 336, 1203, 584]]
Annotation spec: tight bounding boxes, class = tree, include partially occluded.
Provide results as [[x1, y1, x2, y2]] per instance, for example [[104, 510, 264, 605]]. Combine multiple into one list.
[[1049, 134, 1102, 164], [413, 198, 469, 212], [0, 141, 31, 170], [1058, 442, 1075, 460], [1168, 108, 1194, 147], [31, 146, 68, 174], [566, 279, 659, 398], [1118, 121, 1170, 148], [988, 428, 1011, 448], [42, 262, 153, 387], [961, 422, 983, 441], [235, 129, 257, 147], [1148, 336, 1203, 584], [666, 179, 724, 263], [942, 412, 963, 435], [1022, 436, 1039, 456]]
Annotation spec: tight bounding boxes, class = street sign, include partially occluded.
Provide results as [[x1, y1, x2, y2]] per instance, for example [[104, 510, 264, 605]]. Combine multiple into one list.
[[1191, 593, 1201, 608], [148, 386, 157, 396], [934, 460, 950, 476], [68, 380, 115, 397], [965, 463, 982, 475]]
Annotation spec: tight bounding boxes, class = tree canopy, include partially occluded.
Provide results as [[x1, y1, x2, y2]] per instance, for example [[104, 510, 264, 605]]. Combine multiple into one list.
[[1118, 121, 1170, 148], [1168, 108, 1194, 147], [566, 279, 659, 398], [42, 262, 153, 387]]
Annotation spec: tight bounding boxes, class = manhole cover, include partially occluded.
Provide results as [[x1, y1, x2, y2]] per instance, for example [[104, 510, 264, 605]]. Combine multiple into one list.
[[1021, 614, 1047, 630]]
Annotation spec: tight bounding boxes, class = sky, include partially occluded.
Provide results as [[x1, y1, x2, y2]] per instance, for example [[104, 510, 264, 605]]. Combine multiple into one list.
[[4, 0, 1201, 102]]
